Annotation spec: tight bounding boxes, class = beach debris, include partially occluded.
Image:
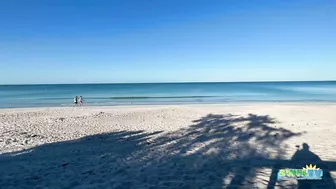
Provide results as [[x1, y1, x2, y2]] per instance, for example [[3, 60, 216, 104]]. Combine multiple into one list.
[[95, 111, 105, 116], [5, 139, 11, 145], [25, 133, 45, 139]]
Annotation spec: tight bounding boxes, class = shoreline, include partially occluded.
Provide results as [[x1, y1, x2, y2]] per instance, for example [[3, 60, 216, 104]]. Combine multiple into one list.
[[2, 101, 336, 110]]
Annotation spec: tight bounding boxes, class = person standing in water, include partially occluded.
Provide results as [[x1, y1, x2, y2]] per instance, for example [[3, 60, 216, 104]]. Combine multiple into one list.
[[73, 96, 78, 107], [79, 96, 84, 106]]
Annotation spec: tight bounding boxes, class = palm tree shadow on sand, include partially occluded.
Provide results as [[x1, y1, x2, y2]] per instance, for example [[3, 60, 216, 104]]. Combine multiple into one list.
[[0, 113, 335, 188]]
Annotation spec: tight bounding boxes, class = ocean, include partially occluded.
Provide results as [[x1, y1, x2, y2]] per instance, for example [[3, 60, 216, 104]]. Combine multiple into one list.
[[0, 81, 336, 108]]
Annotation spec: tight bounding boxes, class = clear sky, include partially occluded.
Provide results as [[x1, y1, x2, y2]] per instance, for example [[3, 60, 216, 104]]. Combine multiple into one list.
[[0, 0, 335, 84]]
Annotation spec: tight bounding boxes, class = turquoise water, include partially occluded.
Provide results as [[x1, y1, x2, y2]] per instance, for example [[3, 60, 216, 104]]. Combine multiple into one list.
[[0, 81, 336, 108]]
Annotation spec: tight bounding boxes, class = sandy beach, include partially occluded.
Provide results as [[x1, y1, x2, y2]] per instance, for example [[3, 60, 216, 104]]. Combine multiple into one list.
[[1, 103, 336, 188]]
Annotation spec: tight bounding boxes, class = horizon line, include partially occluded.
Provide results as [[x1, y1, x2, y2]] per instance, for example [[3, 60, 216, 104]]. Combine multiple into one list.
[[1, 80, 336, 86]]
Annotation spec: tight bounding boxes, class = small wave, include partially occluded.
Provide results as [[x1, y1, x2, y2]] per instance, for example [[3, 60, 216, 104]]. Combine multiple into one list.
[[108, 96, 218, 99]]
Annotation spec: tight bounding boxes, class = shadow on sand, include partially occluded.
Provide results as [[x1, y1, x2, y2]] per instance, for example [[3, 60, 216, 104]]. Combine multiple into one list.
[[0, 113, 335, 188]]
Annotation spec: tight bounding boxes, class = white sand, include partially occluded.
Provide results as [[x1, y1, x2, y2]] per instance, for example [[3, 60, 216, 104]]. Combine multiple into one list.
[[1, 104, 336, 188]]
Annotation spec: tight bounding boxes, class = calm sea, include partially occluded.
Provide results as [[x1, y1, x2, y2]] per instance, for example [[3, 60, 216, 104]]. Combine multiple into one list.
[[0, 81, 336, 108]]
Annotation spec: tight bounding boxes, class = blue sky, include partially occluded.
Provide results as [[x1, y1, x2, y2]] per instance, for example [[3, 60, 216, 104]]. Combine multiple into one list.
[[0, 0, 335, 84]]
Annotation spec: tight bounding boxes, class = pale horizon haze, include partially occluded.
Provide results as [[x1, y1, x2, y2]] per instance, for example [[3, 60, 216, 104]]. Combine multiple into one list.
[[0, 0, 335, 84]]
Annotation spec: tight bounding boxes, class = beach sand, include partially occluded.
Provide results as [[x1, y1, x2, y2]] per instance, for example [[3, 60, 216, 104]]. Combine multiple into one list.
[[1, 104, 336, 188]]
